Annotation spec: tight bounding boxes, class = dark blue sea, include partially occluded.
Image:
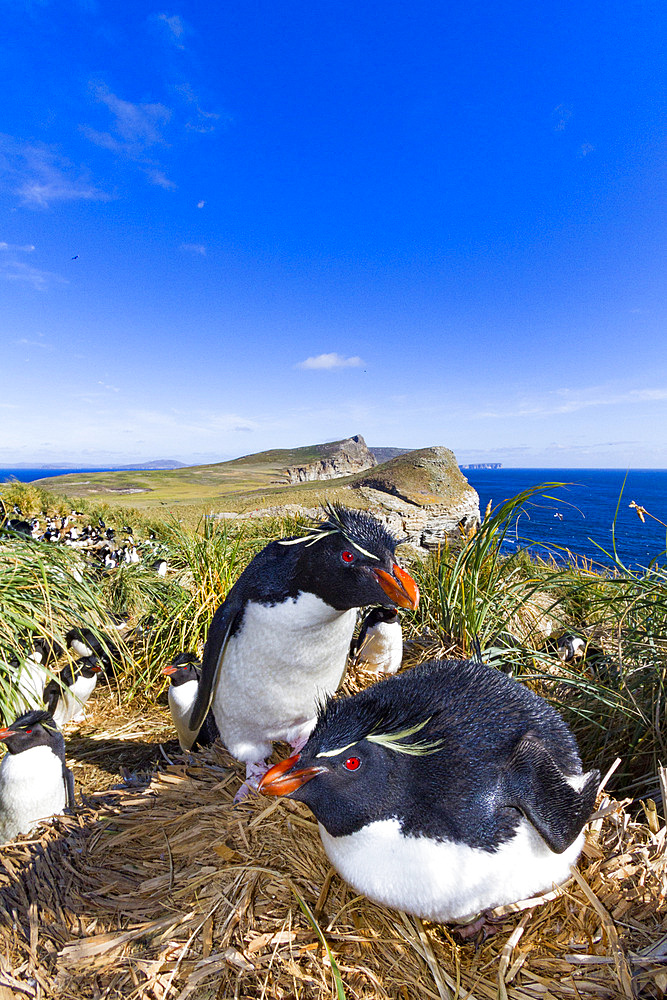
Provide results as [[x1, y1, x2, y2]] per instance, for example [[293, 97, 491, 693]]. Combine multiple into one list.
[[0, 468, 109, 483], [2, 466, 666, 570], [462, 468, 667, 570]]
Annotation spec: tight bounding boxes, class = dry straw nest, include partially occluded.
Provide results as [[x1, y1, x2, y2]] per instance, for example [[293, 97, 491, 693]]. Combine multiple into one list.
[[0, 735, 665, 1000]]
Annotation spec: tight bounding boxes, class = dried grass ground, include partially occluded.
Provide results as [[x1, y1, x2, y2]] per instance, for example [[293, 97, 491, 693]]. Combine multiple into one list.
[[1, 674, 666, 1000]]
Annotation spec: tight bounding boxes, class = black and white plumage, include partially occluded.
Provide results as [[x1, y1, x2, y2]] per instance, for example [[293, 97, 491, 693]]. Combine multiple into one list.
[[189, 505, 419, 790], [0, 710, 74, 843], [260, 657, 599, 923], [162, 653, 219, 752], [43, 656, 102, 725], [350, 606, 403, 674], [557, 635, 586, 663], [65, 628, 118, 674]]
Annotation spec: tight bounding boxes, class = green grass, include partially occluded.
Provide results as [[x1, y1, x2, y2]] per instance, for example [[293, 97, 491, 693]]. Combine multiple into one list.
[[2, 478, 665, 799]]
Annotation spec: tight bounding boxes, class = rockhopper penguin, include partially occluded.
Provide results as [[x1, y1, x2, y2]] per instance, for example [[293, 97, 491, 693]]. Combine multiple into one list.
[[0, 709, 74, 843], [350, 606, 403, 674], [259, 657, 600, 923], [162, 653, 220, 751], [44, 656, 102, 725], [189, 505, 419, 791]]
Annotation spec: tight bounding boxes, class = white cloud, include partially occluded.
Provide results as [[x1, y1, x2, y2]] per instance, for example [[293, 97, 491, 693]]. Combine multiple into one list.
[[0, 242, 35, 253], [1, 260, 67, 290], [296, 353, 364, 370], [0, 133, 111, 209], [181, 243, 206, 256], [197, 200, 205, 209], [475, 385, 667, 420], [144, 167, 176, 190], [85, 84, 171, 153], [157, 12, 186, 45]]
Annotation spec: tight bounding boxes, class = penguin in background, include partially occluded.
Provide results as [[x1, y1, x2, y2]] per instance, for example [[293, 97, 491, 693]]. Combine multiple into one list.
[[260, 657, 599, 925], [44, 656, 102, 725], [11, 640, 58, 713], [350, 606, 403, 674], [162, 653, 219, 752], [189, 504, 419, 793], [0, 710, 74, 843]]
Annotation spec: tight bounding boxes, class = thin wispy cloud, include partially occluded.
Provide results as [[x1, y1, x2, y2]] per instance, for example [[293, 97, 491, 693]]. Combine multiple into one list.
[[156, 12, 187, 47], [0, 242, 35, 253], [551, 104, 572, 131], [181, 243, 206, 255], [85, 84, 171, 154], [1, 259, 67, 290], [296, 353, 364, 370], [0, 133, 111, 208], [476, 386, 667, 420]]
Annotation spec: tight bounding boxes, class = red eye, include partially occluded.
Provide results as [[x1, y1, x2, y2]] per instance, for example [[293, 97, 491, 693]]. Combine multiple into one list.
[[25, 729, 32, 735], [343, 756, 361, 770], [341, 550, 355, 563]]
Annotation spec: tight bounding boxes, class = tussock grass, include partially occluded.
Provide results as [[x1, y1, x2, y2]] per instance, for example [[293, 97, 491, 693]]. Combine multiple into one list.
[[2, 479, 666, 796]]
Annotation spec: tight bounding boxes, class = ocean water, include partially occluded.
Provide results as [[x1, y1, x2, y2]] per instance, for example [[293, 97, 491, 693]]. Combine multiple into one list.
[[2, 466, 665, 569], [0, 468, 111, 483], [462, 468, 667, 569]]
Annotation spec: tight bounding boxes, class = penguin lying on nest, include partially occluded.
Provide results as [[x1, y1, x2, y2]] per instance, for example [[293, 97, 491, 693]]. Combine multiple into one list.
[[189, 504, 419, 793], [0, 710, 74, 843], [162, 653, 219, 752], [260, 657, 599, 924]]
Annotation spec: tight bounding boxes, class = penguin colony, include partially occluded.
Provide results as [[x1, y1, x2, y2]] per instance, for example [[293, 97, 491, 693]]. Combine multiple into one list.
[[0, 502, 599, 927]]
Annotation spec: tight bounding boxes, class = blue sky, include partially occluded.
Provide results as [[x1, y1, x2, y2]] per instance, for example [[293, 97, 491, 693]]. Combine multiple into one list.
[[1, 1, 665, 468]]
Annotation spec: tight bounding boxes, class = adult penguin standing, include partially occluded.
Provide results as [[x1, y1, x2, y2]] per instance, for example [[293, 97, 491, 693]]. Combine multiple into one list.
[[189, 505, 419, 792], [0, 710, 74, 842]]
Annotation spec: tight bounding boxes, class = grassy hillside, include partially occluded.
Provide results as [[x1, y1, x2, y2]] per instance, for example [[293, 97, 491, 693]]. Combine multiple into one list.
[[28, 440, 360, 512]]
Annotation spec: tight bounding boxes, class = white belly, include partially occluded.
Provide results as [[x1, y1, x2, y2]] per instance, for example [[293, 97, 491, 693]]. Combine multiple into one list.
[[15, 661, 48, 712], [0, 746, 67, 843], [213, 594, 356, 763], [357, 623, 403, 674], [168, 681, 199, 751], [53, 674, 97, 725], [319, 817, 584, 923]]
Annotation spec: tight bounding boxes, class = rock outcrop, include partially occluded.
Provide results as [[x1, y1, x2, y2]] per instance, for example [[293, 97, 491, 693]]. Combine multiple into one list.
[[352, 447, 480, 550], [214, 446, 481, 553], [281, 435, 376, 483]]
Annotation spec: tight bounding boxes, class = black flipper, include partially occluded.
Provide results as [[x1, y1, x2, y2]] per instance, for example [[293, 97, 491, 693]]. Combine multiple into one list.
[[501, 736, 600, 854], [64, 764, 75, 810], [188, 605, 241, 731], [43, 679, 61, 715]]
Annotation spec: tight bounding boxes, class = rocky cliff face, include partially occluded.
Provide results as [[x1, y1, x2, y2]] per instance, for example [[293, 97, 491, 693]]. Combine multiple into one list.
[[352, 447, 480, 550], [215, 444, 481, 553], [281, 435, 376, 483]]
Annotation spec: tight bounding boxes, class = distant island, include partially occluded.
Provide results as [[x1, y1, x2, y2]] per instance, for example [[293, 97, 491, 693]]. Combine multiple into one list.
[[459, 463, 502, 470]]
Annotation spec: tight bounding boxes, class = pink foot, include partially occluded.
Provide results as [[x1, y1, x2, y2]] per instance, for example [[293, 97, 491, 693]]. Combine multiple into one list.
[[234, 761, 270, 803]]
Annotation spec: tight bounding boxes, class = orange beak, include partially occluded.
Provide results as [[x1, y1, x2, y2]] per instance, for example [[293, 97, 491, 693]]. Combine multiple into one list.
[[373, 563, 419, 610], [258, 754, 327, 796], [162, 665, 177, 676], [0, 727, 17, 741]]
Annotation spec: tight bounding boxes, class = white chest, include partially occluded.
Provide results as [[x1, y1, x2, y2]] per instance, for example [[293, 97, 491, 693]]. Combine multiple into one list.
[[213, 594, 357, 763], [318, 817, 584, 923], [15, 661, 48, 711], [168, 681, 199, 751], [0, 746, 67, 843], [356, 622, 403, 674], [53, 673, 97, 725]]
